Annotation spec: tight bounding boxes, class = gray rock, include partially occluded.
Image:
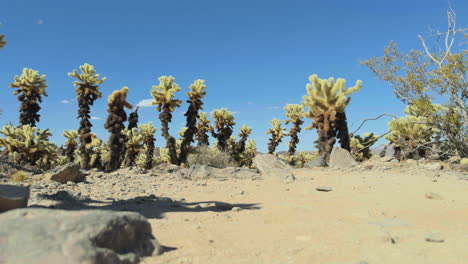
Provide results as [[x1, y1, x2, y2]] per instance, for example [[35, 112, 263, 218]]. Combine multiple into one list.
[[303, 157, 325, 168], [0, 185, 30, 213], [315, 186, 333, 192], [46, 163, 86, 184], [425, 232, 445, 243], [0, 208, 159, 264], [448, 156, 461, 164], [329, 147, 358, 169], [372, 143, 396, 158], [187, 164, 218, 180], [380, 156, 393, 162], [231, 207, 242, 212], [253, 154, 295, 180], [425, 192, 443, 200], [215, 202, 233, 211], [424, 163, 443, 171]]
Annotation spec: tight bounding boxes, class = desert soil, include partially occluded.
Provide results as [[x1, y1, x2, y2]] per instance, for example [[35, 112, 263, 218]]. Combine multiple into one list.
[[5, 160, 468, 264], [141, 164, 468, 264]]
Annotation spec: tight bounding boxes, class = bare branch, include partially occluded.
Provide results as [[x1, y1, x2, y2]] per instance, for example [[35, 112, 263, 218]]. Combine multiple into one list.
[[350, 113, 398, 137]]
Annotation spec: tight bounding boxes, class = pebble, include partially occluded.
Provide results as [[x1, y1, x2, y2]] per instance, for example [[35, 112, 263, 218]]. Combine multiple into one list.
[[315, 186, 333, 192], [425, 192, 443, 200], [231, 207, 242, 212], [215, 202, 234, 211], [425, 233, 445, 243]]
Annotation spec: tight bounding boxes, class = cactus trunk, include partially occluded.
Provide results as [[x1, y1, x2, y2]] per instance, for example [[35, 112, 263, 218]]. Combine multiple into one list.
[[336, 112, 351, 151]]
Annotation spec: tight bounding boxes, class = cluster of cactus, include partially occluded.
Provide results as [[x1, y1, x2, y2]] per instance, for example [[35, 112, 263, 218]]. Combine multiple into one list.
[[0, 125, 58, 170], [266, 118, 286, 154], [279, 151, 317, 168], [301, 74, 362, 166], [211, 108, 236, 152], [63, 130, 79, 162], [350, 133, 378, 161], [195, 112, 212, 146], [10, 68, 48, 127]]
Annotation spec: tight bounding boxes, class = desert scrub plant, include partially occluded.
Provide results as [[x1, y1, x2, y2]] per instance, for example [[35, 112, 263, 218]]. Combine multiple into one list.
[[0, 125, 57, 170], [0, 35, 6, 48], [211, 108, 235, 152], [301, 74, 362, 166], [10, 68, 48, 127], [122, 128, 143, 167], [104, 86, 133, 171], [179, 79, 207, 165], [266, 118, 286, 154], [284, 104, 305, 155], [63, 130, 79, 163], [69, 63, 106, 169], [139, 122, 157, 169], [151, 76, 182, 164], [127, 107, 140, 129], [10, 170, 30, 182], [186, 145, 238, 168], [350, 133, 378, 161], [196, 112, 212, 146]]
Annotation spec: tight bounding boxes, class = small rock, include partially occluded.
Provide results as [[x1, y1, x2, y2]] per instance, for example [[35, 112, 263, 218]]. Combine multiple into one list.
[[424, 163, 443, 171], [425, 192, 443, 200], [329, 147, 358, 169], [0, 185, 30, 213], [448, 156, 461, 164], [215, 202, 233, 211], [231, 207, 242, 212], [45, 163, 86, 184], [303, 157, 325, 168], [315, 186, 333, 192], [425, 232, 445, 243]]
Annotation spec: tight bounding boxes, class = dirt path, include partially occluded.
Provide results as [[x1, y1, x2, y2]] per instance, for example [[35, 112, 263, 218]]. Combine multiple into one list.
[[143, 167, 468, 264]]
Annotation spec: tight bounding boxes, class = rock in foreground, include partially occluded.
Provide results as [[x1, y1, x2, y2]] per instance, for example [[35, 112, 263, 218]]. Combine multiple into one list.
[[0, 184, 30, 213], [0, 208, 159, 264], [329, 147, 357, 169], [253, 153, 295, 181], [45, 163, 86, 184]]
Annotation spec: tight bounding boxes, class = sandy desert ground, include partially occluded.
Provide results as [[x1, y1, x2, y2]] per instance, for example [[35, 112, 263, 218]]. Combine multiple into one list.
[[140, 162, 468, 264]]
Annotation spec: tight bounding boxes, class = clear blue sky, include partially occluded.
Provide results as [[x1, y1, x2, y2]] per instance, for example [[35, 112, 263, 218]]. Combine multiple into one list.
[[0, 0, 466, 152]]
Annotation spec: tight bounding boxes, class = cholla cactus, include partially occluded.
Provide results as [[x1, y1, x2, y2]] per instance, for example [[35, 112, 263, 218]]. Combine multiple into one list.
[[122, 128, 143, 167], [211, 108, 235, 151], [386, 115, 434, 160], [0, 125, 57, 170], [196, 112, 212, 146], [350, 133, 378, 161], [127, 107, 140, 129], [69, 63, 106, 169], [104, 86, 133, 171], [302, 74, 362, 166], [266, 118, 286, 154], [179, 79, 207, 165], [280, 151, 316, 168], [139, 122, 157, 169], [158, 148, 171, 164], [89, 138, 108, 169], [237, 125, 252, 153], [151, 76, 181, 164], [10, 68, 48, 127], [239, 139, 256, 168], [284, 104, 305, 156], [63, 130, 79, 162], [0, 35, 6, 48]]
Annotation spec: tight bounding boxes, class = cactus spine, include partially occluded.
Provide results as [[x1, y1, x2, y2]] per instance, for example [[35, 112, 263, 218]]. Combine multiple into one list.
[[104, 86, 133, 171], [301, 74, 362, 166], [211, 108, 235, 152], [179, 79, 207, 165], [150, 76, 181, 165], [10, 68, 48, 127], [266, 118, 286, 154], [69, 63, 106, 169], [284, 104, 305, 156]]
